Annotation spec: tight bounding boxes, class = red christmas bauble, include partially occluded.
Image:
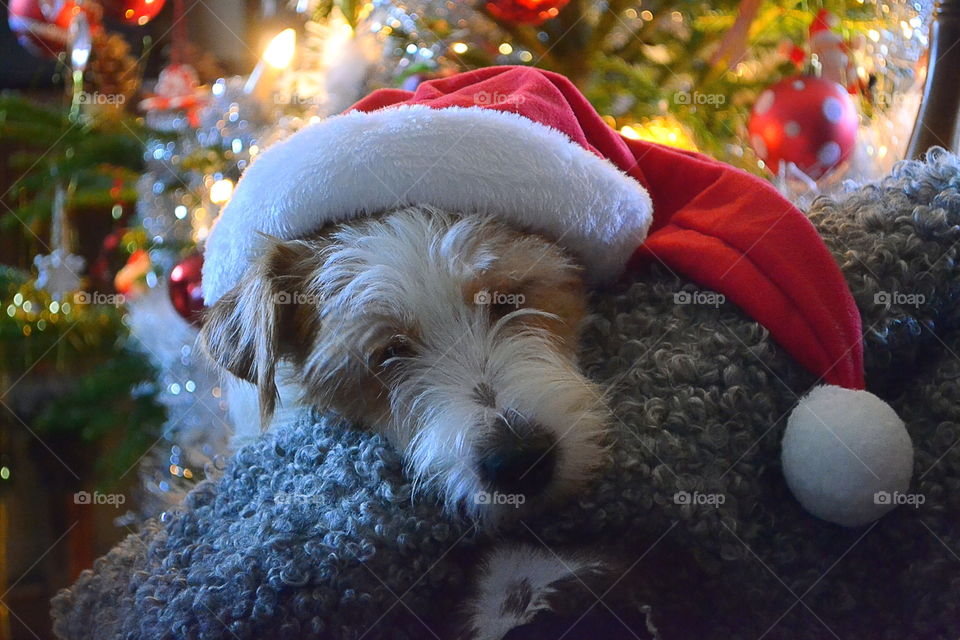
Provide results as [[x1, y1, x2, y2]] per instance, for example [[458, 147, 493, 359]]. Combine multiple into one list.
[[748, 75, 858, 179], [90, 227, 128, 286], [168, 253, 204, 326], [101, 0, 166, 26], [486, 0, 569, 25], [8, 0, 80, 58]]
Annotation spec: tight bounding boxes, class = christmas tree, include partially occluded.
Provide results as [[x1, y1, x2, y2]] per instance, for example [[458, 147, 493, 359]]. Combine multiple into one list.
[[293, 0, 927, 181]]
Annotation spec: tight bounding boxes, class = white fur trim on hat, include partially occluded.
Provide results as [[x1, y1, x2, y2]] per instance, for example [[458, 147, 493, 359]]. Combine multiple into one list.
[[781, 385, 914, 527], [202, 104, 654, 304]]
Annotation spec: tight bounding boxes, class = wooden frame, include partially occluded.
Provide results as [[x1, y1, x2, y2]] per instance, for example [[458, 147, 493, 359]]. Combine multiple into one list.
[[908, 0, 960, 156]]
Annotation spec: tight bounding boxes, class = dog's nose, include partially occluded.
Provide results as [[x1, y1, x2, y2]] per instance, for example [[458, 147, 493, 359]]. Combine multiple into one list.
[[478, 417, 556, 497]]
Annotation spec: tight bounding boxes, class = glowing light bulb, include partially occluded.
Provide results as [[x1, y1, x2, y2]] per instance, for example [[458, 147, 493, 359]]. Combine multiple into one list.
[[210, 178, 234, 204], [263, 29, 297, 70]]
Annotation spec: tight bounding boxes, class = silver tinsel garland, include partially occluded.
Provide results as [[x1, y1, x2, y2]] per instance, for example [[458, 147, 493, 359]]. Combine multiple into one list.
[[126, 77, 277, 517]]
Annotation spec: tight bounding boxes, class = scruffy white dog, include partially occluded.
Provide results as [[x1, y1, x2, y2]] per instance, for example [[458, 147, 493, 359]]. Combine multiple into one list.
[[200, 205, 608, 523]]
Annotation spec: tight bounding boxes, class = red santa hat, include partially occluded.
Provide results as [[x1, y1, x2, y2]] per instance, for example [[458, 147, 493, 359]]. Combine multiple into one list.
[[203, 66, 912, 527]]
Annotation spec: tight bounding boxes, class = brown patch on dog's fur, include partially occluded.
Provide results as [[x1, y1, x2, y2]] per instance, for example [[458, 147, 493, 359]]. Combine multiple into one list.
[[200, 236, 320, 425], [461, 232, 586, 353]]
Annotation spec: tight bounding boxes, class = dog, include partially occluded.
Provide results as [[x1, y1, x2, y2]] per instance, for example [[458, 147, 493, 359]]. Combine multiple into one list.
[[200, 204, 608, 524]]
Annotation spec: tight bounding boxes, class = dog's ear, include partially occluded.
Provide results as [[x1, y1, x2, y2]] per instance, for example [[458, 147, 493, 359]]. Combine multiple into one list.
[[200, 236, 319, 428]]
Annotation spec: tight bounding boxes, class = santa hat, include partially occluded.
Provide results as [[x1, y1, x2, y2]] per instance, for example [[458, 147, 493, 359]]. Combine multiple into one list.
[[203, 66, 912, 527]]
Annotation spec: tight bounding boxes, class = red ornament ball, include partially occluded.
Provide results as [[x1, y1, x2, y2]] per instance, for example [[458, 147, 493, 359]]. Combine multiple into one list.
[[101, 0, 166, 26], [748, 75, 858, 179], [90, 227, 129, 286], [8, 0, 80, 58], [486, 0, 569, 25], [168, 253, 205, 326]]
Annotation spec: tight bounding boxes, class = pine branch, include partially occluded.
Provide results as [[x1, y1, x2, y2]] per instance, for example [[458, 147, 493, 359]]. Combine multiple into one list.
[[589, 0, 633, 52]]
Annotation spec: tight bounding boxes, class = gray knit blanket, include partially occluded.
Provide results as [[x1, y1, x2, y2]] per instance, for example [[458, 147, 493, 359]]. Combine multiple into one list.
[[52, 149, 960, 639]]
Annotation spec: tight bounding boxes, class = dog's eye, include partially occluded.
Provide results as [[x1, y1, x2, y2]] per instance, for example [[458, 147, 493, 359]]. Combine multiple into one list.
[[491, 302, 513, 317], [490, 298, 525, 319], [374, 338, 415, 369]]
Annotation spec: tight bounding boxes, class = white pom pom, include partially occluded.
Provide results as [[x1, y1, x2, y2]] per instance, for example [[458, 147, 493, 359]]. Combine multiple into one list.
[[781, 385, 913, 527]]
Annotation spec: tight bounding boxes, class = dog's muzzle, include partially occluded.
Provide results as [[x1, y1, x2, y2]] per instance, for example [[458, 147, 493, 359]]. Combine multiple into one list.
[[477, 413, 556, 497]]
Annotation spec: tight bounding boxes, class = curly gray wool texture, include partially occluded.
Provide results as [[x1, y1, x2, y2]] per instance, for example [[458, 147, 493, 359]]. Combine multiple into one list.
[[52, 149, 960, 639]]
